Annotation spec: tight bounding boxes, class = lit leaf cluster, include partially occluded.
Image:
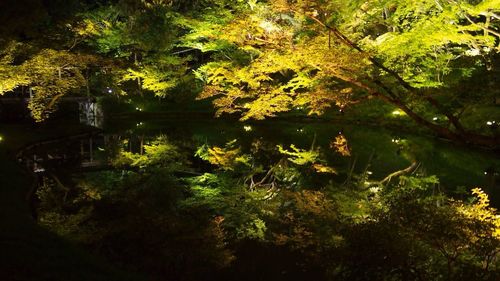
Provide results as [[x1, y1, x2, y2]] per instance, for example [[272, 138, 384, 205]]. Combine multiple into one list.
[[195, 140, 252, 171], [456, 188, 500, 240], [301, 0, 497, 89], [194, 29, 367, 120], [277, 144, 319, 165], [273, 190, 341, 252], [23, 49, 97, 121], [115, 135, 187, 170], [277, 144, 337, 174], [121, 56, 186, 97], [0, 45, 97, 121], [0, 42, 30, 94], [330, 134, 351, 157]]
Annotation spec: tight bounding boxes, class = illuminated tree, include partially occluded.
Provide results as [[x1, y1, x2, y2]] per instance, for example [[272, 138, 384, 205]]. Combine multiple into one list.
[[23, 49, 97, 121], [0, 42, 97, 121], [332, 176, 500, 281], [191, 0, 500, 146], [0, 42, 30, 95]]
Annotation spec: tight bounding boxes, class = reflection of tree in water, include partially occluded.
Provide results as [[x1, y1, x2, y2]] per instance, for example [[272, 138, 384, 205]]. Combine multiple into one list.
[[31, 131, 500, 280]]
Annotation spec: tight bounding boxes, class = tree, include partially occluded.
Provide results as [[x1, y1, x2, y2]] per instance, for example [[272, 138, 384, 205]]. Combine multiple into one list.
[[340, 177, 500, 281], [0, 42, 97, 121], [23, 49, 97, 121], [0, 42, 30, 95], [190, 0, 500, 146]]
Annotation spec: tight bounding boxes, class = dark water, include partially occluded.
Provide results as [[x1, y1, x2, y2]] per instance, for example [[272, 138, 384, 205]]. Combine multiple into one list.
[[9, 116, 500, 280], [20, 117, 500, 204]]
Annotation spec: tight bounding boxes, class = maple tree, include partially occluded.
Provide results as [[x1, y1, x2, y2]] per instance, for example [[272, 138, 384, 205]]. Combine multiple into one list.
[[2, 1, 499, 280], [0, 43, 98, 121], [189, 0, 499, 146]]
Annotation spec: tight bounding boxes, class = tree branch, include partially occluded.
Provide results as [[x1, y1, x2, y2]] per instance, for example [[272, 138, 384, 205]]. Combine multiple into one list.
[[378, 161, 420, 185], [305, 14, 482, 142]]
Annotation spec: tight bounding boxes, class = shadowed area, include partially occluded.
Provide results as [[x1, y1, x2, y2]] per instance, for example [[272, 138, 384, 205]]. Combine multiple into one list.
[[0, 125, 143, 281]]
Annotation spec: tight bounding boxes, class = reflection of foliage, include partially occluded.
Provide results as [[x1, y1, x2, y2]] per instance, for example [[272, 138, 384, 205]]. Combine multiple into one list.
[[330, 134, 351, 157], [37, 169, 234, 279], [34, 130, 500, 280], [182, 173, 225, 207], [195, 140, 252, 171], [312, 163, 337, 174], [277, 144, 319, 165], [278, 144, 337, 174], [181, 172, 269, 242], [37, 137, 500, 280], [273, 190, 340, 252], [113, 135, 187, 170], [237, 218, 267, 240]]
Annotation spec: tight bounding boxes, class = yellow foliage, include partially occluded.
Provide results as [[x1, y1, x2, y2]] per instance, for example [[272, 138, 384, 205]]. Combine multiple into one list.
[[122, 67, 178, 96], [22, 49, 97, 121], [0, 42, 30, 95], [202, 140, 252, 171], [277, 144, 319, 165], [0, 65, 30, 95], [194, 7, 368, 120], [74, 19, 102, 37], [207, 146, 242, 170], [456, 188, 500, 240], [330, 135, 351, 157], [312, 163, 337, 174], [240, 91, 294, 120]]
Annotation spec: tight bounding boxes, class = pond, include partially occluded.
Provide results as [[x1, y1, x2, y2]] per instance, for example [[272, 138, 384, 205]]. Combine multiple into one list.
[[12, 116, 500, 281], [21, 117, 499, 202]]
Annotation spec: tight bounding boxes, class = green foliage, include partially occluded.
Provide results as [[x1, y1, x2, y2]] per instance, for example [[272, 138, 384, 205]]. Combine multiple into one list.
[[181, 172, 269, 242], [237, 218, 267, 240], [24, 49, 97, 121], [6, 0, 500, 278], [34, 128, 500, 280], [181, 173, 225, 208], [186, 0, 500, 145], [277, 144, 319, 165], [0, 44, 98, 121], [0, 42, 30, 94], [194, 35, 363, 120], [75, 3, 180, 55], [114, 135, 188, 170], [349, 0, 498, 88], [344, 176, 500, 280], [121, 64, 181, 97], [1, 0, 498, 148], [195, 139, 252, 171]]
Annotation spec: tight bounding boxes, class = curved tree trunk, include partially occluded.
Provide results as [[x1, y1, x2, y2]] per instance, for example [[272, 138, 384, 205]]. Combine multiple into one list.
[[309, 15, 499, 148], [378, 94, 499, 147]]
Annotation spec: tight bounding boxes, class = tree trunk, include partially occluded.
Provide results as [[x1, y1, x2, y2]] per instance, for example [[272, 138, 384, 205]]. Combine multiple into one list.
[[378, 94, 499, 147], [310, 15, 499, 148]]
